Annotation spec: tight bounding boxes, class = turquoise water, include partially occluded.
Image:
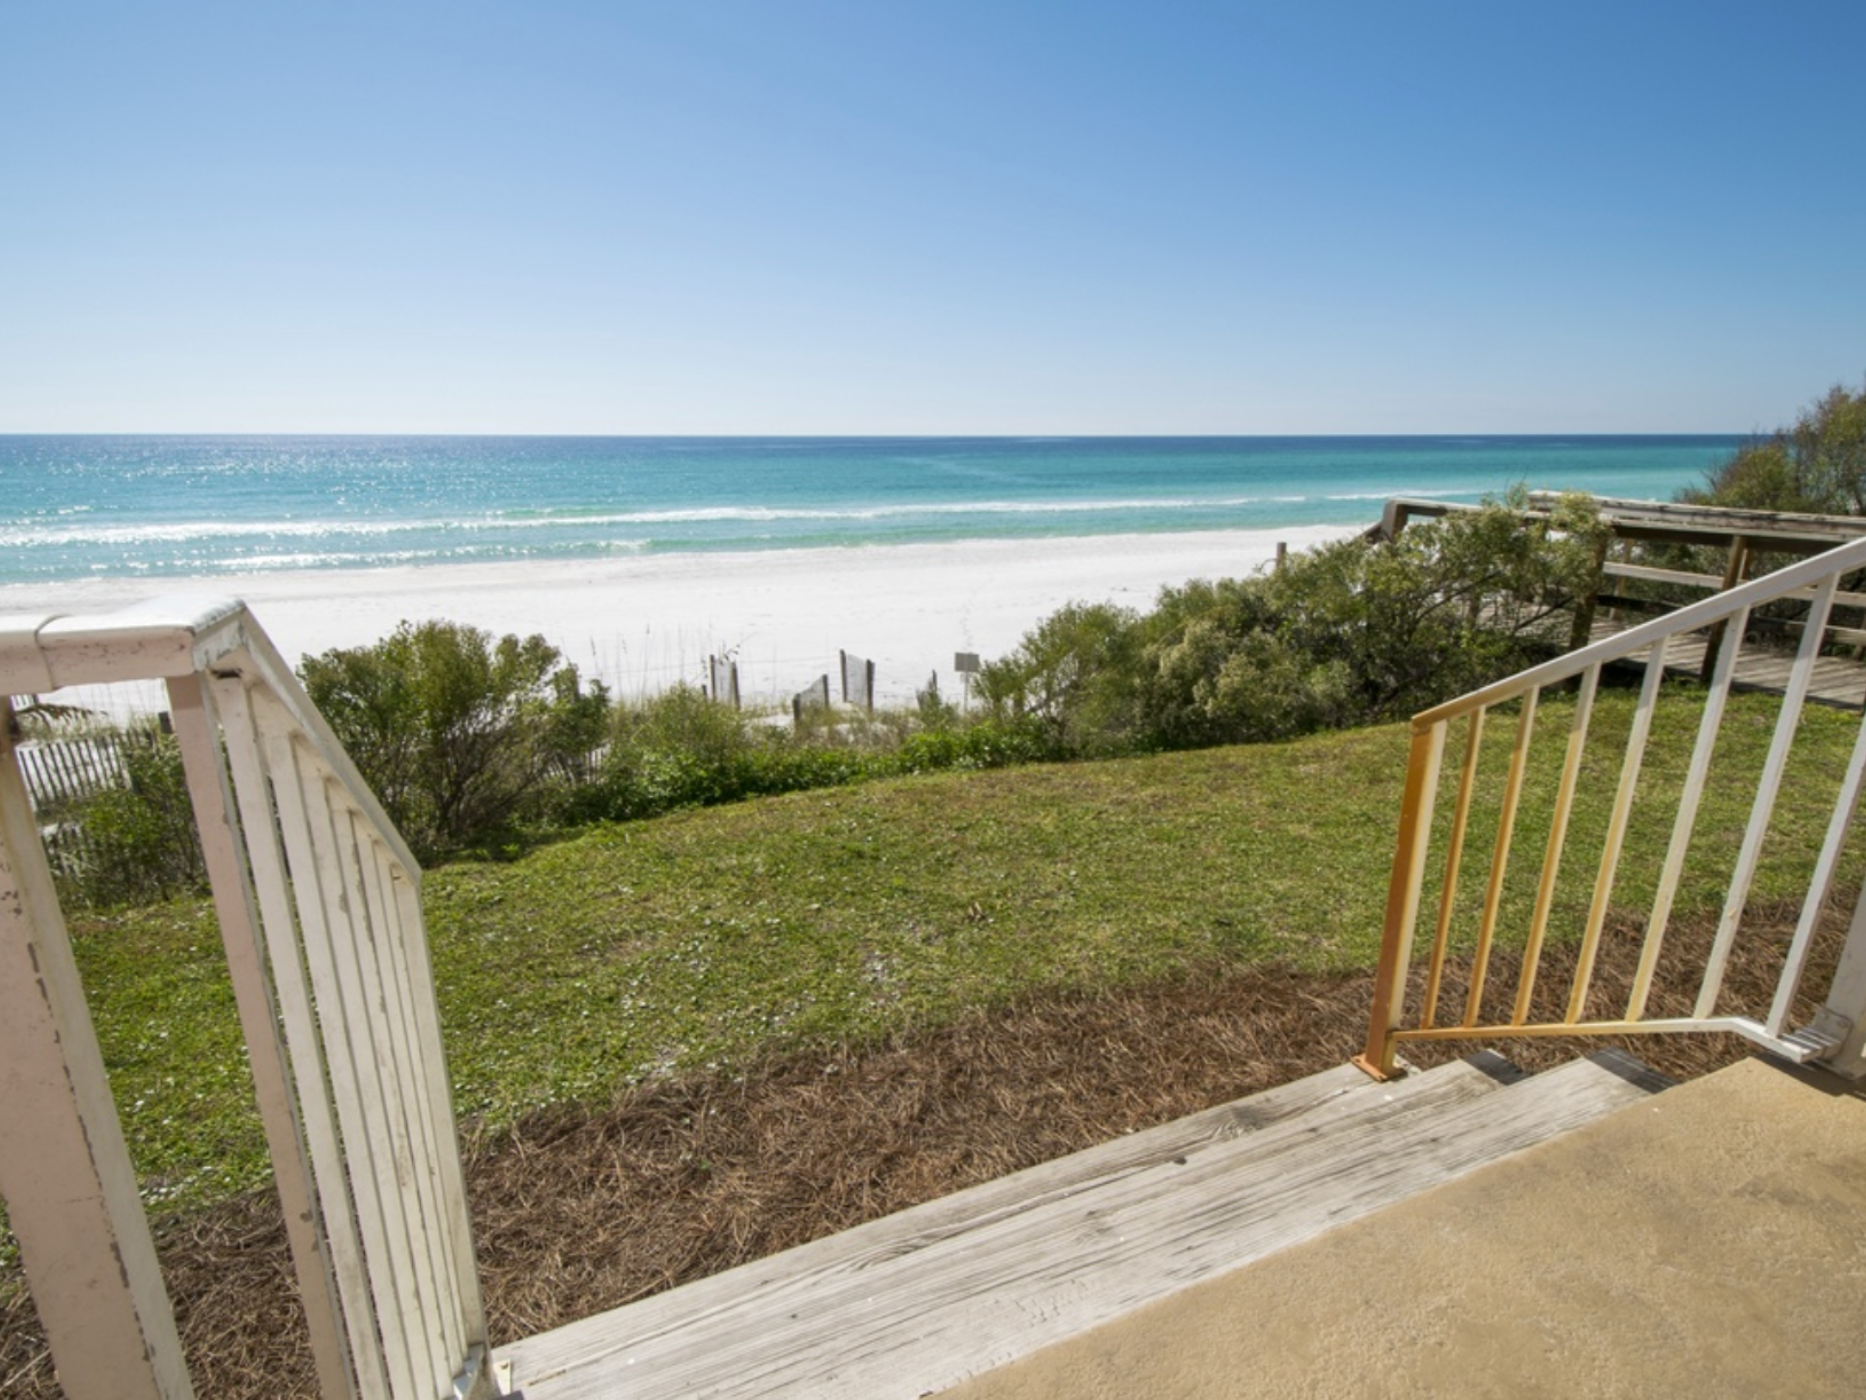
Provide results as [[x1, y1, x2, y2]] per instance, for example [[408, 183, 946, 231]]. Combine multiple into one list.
[[0, 435, 1738, 585]]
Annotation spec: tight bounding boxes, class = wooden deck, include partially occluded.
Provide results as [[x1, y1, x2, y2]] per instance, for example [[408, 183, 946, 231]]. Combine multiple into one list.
[[496, 1051, 1667, 1399], [1589, 614, 1866, 709]]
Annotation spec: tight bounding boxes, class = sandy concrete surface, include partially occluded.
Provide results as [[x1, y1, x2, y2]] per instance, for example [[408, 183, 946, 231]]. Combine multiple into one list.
[[945, 1057, 1866, 1399]]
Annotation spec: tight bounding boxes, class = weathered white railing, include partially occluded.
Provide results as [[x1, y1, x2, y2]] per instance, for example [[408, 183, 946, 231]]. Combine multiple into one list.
[[1358, 536, 1866, 1081], [0, 601, 494, 1399]]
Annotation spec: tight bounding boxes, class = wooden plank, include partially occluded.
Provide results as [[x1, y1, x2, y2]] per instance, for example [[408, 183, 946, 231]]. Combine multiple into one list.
[[167, 674, 359, 1400], [387, 863, 489, 1346], [1699, 537, 1750, 682], [1358, 721, 1445, 1075], [506, 1061, 1391, 1384], [221, 680, 392, 1400], [354, 835, 456, 1358], [504, 1060, 1507, 1397], [1423, 709, 1485, 1029], [1698, 576, 1839, 1018], [1601, 560, 1725, 590], [1527, 491, 1866, 544], [1768, 703, 1866, 1035], [0, 700, 194, 1400], [263, 715, 420, 1400], [1514, 667, 1598, 1024], [292, 753, 438, 1399], [1568, 642, 1666, 1022], [1628, 607, 1747, 1023], [324, 798, 451, 1392], [1466, 691, 1538, 1025], [502, 1055, 1661, 1400]]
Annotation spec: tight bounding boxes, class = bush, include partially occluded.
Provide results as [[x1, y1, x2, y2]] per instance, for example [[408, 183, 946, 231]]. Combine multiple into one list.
[[43, 726, 206, 909], [973, 602, 1145, 753], [300, 621, 608, 860], [977, 492, 1606, 754]]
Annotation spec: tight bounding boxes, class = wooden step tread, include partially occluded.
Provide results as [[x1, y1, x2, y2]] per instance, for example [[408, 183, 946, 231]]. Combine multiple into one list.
[[501, 1052, 1662, 1400]]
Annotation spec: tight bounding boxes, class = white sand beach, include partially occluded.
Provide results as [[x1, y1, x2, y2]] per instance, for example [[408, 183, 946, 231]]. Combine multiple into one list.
[[3, 525, 1362, 711]]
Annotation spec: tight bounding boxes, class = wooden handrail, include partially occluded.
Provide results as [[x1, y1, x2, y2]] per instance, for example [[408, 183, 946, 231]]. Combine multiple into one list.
[[1359, 533, 1866, 1081], [0, 601, 494, 1400]]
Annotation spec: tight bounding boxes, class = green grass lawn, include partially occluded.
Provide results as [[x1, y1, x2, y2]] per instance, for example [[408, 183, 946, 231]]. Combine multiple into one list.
[[39, 683, 1866, 1233]]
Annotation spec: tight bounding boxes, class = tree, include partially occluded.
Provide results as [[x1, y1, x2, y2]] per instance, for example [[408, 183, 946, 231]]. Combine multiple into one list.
[[300, 621, 608, 859], [973, 601, 1144, 753], [1684, 379, 1866, 515]]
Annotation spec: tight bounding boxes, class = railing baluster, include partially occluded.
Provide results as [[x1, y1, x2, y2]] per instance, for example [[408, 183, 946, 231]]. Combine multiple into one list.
[[1697, 575, 1840, 1018], [263, 718, 422, 1400], [1567, 641, 1667, 1023], [220, 681, 391, 1400], [1466, 688, 1539, 1025], [296, 752, 439, 1400], [348, 809, 466, 1375], [1767, 700, 1866, 1036], [1354, 720, 1446, 1078], [1626, 606, 1750, 1021], [324, 792, 452, 1394], [1422, 708, 1486, 1028], [1514, 667, 1599, 1024], [0, 699, 194, 1400], [370, 839, 475, 1359], [388, 862, 490, 1346], [167, 674, 358, 1400]]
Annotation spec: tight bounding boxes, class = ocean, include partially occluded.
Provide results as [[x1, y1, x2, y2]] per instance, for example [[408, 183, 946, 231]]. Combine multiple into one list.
[[0, 435, 1739, 586]]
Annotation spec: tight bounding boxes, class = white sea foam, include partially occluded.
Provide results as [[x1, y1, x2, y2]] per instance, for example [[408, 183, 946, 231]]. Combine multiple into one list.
[[0, 494, 1334, 548]]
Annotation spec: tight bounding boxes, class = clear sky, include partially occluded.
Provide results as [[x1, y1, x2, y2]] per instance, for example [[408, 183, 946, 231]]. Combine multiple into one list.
[[4, 2, 1863, 435]]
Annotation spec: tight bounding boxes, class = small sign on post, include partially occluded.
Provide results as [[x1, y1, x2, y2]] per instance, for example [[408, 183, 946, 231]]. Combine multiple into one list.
[[954, 652, 981, 713]]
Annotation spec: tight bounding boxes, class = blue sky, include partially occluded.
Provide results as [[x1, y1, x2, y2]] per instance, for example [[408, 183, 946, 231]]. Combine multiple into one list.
[[4, 3, 1863, 434]]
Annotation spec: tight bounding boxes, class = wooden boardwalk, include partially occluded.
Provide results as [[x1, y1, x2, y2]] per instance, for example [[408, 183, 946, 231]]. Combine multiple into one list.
[[1589, 615, 1866, 710]]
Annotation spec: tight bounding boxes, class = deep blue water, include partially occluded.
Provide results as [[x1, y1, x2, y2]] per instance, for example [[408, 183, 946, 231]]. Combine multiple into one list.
[[0, 435, 1739, 585]]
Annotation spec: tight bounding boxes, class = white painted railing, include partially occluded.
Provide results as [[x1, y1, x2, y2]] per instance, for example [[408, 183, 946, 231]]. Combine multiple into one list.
[[1358, 536, 1866, 1081], [0, 600, 494, 1400]]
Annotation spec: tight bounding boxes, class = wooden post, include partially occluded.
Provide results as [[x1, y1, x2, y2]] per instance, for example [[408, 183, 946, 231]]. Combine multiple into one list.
[[1354, 721, 1446, 1080], [1567, 532, 1612, 653], [1817, 879, 1866, 1078], [1698, 536, 1750, 682], [0, 697, 194, 1399]]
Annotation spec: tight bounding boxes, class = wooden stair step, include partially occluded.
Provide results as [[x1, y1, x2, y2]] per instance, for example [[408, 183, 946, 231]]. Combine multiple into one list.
[[500, 1051, 1665, 1400]]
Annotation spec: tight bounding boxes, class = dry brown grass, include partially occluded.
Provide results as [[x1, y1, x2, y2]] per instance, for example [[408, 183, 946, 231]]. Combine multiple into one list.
[[1, 899, 1847, 1399]]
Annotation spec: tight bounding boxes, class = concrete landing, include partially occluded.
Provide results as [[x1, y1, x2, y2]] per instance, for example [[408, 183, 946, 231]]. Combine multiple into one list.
[[945, 1056, 1866, 1399]]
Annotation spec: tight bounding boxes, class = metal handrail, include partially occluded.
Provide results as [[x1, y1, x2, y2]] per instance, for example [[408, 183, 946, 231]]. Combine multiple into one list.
[[1357, 535, 1866, 1081], [0, 600, 493, 1400]]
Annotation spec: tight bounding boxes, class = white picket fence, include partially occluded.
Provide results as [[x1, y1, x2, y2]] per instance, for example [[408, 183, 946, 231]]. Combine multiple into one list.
[[0, 600, 493, 1400]]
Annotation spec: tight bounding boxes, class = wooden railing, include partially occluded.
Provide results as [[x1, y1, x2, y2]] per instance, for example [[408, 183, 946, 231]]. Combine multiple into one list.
[[1357, 536, 1866, 1081], [0, 601, 494, 1399]]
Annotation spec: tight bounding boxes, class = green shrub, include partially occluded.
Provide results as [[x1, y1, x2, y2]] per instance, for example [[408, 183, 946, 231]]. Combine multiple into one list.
[[978, 492, 1605, 755], [46, 727, 206, 909], [300, 621, 608, 860]]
